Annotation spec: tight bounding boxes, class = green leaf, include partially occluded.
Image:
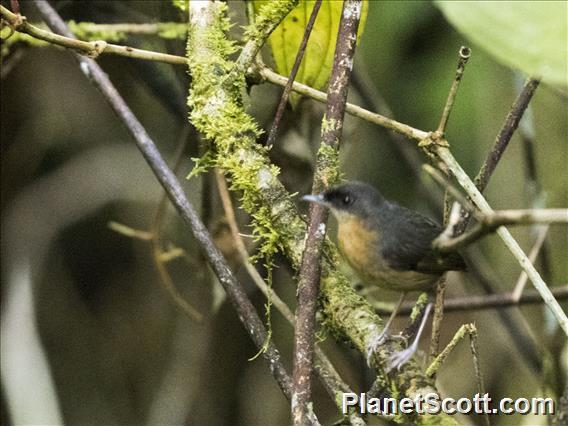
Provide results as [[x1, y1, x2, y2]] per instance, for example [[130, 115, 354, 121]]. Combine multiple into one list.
[[435, 1, 567, 87], [254, 0, 368, 103]]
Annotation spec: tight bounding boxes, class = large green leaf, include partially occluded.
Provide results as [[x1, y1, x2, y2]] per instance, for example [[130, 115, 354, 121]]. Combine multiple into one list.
[[436, 1, 567, 87], [254, 0, 368, 100]]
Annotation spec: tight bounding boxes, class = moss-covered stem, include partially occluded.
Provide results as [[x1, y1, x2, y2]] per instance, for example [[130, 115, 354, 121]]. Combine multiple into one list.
[[228, 0, 298, 83], [187, 1, 455, 424]]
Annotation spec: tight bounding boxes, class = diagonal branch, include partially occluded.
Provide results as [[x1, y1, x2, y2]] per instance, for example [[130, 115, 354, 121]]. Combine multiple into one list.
[[455, 78, 540, 233], [32, 0, 295, 401], [266, 0, 322, 148], [432, 145, 568, 335], [292, 1, 362, 423], [214, 170, 365, 424]]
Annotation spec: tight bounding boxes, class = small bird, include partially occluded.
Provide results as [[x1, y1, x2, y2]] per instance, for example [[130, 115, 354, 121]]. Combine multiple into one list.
[[302, 181, 466, 370]]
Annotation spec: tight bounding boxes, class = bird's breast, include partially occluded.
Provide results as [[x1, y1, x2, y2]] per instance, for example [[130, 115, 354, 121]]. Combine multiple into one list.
[[337, 215, 382, 280], [337, 215, 439, 292]]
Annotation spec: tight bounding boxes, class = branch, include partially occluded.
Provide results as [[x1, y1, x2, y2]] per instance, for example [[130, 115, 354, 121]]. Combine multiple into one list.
[[292, 1, 362, 423], [511, 225, 549, 301], [429, 46, 471, 363], [214, 170, 365, 425], [475, 77, 541, 193], [455, 77, 540, 233], [431, 145, 568, 335], [229, 0, 298, 83], [32, 0, 294, 401], [186, 2, 451, 424], [149, 127, 202, 322], [266, 0, 322, 148], [376, 285, 568, 315], [1, 5, 429, 144], [0, 5, 186, 64], [434, 208, 567, 252], [436, 46, 471, 134], [256, 64, 429, 141]]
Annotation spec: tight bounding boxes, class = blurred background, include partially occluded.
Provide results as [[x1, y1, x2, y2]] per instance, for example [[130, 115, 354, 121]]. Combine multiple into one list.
[[1, 1, 567, 425]]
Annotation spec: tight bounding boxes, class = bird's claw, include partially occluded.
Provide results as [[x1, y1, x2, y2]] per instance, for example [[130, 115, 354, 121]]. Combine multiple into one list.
[[386, 347, 415, 373], [366, 330, 407, 365]]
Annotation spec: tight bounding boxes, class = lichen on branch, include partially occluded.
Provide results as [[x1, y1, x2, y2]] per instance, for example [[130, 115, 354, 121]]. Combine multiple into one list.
[[186, 2, 452, 422]]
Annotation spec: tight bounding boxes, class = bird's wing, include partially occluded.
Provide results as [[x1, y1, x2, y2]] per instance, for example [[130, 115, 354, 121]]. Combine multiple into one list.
[[380, 205, 466, 274]]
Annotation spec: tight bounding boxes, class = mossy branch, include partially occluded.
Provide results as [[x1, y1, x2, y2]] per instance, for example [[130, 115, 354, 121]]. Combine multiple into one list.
[[186, 1, 453, 424]]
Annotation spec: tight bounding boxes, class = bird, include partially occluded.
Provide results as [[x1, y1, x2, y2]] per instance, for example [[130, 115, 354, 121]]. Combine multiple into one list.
[[302, 181, 466, 370]]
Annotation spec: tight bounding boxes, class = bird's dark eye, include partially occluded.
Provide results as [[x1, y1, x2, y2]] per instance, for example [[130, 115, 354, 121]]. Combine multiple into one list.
[[342, 195, 351, 205]]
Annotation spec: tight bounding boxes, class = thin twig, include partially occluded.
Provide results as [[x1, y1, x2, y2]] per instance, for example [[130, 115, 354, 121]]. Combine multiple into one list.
[[511, 225, 550, 301], [515, 75, 553, 283], [292, 1, 362, 423], [257, 64, 429, 142], [423, 164, 478, 215], [149, 127, 202, 322], [432, 45, 473, 372], [429, 277, 446, 366], [434, 209, 567, 252], [455, 77, 541, 233], [0, 5, 187, 64], [33, 0, 294, 400], [1, 5, 429, 144], [266, 0, 322, 148], [214, 170, 365, 424], [376, 285, 568, 315], [475, 77, 541, 193], [433, 145, 568, 335], [467, 327, 490, 426], [425, 323, 472, 376], [436, 46, 471, 134]]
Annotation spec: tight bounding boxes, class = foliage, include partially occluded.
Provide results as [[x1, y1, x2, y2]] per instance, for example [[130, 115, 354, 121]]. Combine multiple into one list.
[[436, 1, 568, 87], [254, 0, 368, 104]]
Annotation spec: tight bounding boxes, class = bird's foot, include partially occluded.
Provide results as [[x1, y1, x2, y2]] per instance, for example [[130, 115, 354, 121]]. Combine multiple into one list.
[[366, 330, 407, 366], [385, 347, 416, 373]]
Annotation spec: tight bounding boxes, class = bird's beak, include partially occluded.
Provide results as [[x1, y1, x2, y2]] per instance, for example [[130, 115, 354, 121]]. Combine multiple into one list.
[[301, 194, 328, 206]]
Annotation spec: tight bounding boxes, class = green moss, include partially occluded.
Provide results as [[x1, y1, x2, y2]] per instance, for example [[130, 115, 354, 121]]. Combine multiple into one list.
[[156, 22, 188, 39], [314, 143, 342, 191], [410, 292, 430, 323], [68, 21, 126, 42], [244, 0, 299, 42]]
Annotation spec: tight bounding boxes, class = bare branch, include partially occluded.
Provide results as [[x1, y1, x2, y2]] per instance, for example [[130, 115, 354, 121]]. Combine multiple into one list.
[[455, 77, 541, 233], [376, 286, 568, 315], [436, 46, 471, 134], [149, 127, 203, 322], [432, 146, 568, 335], [1, 5, 429, 144], [434, 208, 567, 252], [257, 64, 429, 141], [475, 77, 541, 193], [292, 1, 362, 423], [0, 5, 186, 64], [33, 0, 294, 400], [266, 0, 322, 148], [511, 225, 550, 301]]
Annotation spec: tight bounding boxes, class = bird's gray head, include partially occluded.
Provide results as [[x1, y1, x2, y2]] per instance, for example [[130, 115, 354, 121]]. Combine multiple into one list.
[[302, 181, 385, 220]]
